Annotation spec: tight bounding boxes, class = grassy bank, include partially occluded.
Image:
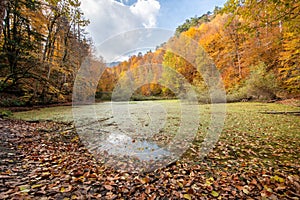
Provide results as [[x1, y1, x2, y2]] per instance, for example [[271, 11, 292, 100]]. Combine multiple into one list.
[[0, 102, 299, 199]]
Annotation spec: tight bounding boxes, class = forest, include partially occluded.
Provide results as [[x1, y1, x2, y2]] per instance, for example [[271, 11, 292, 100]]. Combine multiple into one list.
[[0, 0, 299, 106], [0, 0, 96, 106], [97, 1, 299, 102]]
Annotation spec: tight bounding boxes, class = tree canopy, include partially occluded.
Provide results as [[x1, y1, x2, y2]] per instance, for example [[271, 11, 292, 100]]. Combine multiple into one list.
[[98, 0, 299, 101], [0, 0, 98, 105]]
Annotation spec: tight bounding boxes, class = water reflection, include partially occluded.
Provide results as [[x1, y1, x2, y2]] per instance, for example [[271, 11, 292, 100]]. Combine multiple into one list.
[[97, 132, 172, 161]]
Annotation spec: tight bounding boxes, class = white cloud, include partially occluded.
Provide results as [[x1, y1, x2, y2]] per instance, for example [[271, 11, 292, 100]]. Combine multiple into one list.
[[81, 0, 139, 44], [81, 0, 163, 62], [130, 0, 160, 28], [120, 0, 130, 4], [96, 28, 173, 62]]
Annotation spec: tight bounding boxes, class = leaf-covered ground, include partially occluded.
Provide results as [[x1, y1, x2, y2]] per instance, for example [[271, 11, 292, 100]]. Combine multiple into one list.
[[0, 102, 299, 199]]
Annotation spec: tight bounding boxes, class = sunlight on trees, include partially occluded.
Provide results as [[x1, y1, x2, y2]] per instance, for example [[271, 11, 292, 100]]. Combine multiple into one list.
[[0, 0, 94, 105], [0, 0, 299, 105]]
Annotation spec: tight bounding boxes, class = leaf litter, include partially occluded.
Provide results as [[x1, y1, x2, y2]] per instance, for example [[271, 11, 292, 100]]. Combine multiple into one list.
[[0, 102, 300, 199]]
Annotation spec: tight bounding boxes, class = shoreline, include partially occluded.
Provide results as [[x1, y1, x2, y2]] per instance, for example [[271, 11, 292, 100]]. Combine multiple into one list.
[[1, 97, 299, 114]]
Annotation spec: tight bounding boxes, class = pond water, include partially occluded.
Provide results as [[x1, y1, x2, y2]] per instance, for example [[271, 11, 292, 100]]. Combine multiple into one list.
[[13, 100, 224, 172]]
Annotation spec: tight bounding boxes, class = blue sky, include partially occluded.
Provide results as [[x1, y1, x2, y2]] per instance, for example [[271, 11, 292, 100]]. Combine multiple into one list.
[[157, 0, 226, 29], [81, 0, 227, 62], [114, 0, 226, 29]]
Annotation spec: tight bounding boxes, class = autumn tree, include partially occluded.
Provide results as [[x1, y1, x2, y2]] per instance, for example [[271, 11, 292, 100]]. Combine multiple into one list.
[[0, 0, 44, 92], [0, 0, 92, 105], [278, 1, 300, 94], [222, 0, 300, 96], [0, 0, 6, 35], [96, 0, 299, 102]]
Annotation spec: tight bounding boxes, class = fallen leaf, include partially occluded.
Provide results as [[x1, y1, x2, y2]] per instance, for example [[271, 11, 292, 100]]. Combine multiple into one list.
[[211, 190, 219, 197], [31, 184, 43, 189], [242, 188, 249, 194], [272, 175, 284, 183], [104, 185, 113, 190], [183, 193, 192, 200]]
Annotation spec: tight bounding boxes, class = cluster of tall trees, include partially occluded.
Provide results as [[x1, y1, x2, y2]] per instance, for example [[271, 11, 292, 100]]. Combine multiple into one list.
[[99, 0, 299, 101], [98, 49, 168, 100], [0, 0, 93, 105], [1, 0, 298, 105]]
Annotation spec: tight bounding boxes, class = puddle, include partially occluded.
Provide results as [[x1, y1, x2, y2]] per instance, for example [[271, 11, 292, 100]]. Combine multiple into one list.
[[94, 132, 172, 161]]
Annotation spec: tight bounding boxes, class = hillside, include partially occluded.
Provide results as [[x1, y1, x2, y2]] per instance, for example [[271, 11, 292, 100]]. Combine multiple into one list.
[[0, 0, 299, 105], [97, 1, 299, 102]]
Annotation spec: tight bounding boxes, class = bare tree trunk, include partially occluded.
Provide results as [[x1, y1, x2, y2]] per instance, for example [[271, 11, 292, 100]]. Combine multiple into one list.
[[0, 0, 7, 35]]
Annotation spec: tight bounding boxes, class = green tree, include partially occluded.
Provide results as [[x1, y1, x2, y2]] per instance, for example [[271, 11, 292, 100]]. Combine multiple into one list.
[[245, 62, 278, 100]]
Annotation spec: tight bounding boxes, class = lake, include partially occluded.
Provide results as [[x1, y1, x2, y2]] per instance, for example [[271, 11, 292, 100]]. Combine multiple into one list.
[[13, 100, 226, 171]]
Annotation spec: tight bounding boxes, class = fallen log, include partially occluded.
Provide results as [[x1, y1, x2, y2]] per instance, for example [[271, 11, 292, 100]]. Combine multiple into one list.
[[260, 111, 300, 116]]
